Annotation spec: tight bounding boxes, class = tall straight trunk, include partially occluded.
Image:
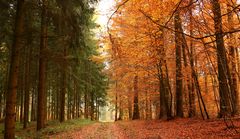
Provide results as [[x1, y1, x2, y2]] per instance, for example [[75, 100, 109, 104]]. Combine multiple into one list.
[[37, 0, 48, 130], [118, 97, 123, 120], [5, 0, 25, 138], [90, 92, 94, 120], [84, 91, 89, 119], [182, 31, 192, 118], [67, 91, 71, 120], [174, 12, 183, 117], [56, 72, 60, 120], [0, 92, 2, 119], [227, 2, 238, 115], [60, 45, 67, 122], [187, 0, 196, 117], [188, 5, 195, 117], [115, 81, 118, 121], [96, 98, 99, 120], [19, 54, 24, 123], [132, 75, 140, 120], [128, 87, 132, 120], [72, 79, 76, 119], [23, 44, 31, 128], [211, 0, 232, 116], [145, 91, 149, 120], [76, 79, 80, 117], [237, 48, 240, 80], [31, 87, 36, 121], [20, 82, 24, 122], [23, 12, 33, 128], [158, 66, 167, 119]]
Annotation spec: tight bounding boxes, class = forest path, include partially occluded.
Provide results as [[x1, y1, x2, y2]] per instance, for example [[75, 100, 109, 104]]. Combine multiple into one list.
[[52, 122, 128, 139], [51, 119, 240, 139]]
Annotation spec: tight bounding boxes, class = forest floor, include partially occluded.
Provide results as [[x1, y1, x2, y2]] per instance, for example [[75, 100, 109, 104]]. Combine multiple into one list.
[[51, 118, 240, 139], [1, 118, 240, 139]]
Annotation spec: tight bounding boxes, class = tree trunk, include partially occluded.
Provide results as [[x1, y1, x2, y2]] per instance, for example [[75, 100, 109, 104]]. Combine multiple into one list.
[[60, 45, 67, 122], [5, 0, 25, 138], [31, 87, 36, 121], [211, 0, 232, 116], [90, 92, 94, 120], [23, 44, 31, 128], [174, 12, 183, 117], [188, 0, 196, 119], [84, 91, 89, 119], [115, 81, 118, 121], [227, 2, 238, 115], [128, 87, 132, 120], [23, 11, 33, 128], [118, 97, 123, 120], [132, 75, 140, 120], [37, 0, 48, 130]]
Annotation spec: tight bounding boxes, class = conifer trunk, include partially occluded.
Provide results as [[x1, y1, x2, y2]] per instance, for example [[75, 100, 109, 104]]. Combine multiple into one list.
[[5, 0, 25, 138], [37, 0, 48, 130]]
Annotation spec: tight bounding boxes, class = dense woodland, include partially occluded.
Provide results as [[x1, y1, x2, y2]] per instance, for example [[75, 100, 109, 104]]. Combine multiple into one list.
[[1, 0, 240, 138], [1, 0, 108, 138], [107, 0, 240, 121]]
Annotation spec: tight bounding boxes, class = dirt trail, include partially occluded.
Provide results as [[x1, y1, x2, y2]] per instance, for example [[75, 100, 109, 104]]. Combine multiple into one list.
[[52, 122, 128, 139], [51, 119, 240, 139]]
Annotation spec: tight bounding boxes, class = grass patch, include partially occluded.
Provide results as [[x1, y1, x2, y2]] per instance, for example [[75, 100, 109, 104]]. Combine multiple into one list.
[[0, 119, 95, 139]]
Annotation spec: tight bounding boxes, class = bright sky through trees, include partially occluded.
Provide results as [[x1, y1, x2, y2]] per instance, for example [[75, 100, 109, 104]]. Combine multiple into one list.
[[96, 0, 115, 29]]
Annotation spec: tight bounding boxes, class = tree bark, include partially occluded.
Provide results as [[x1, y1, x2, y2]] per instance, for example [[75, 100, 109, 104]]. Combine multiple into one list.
[[23, 43, 31, 128], [227, 2, 238, 115], [37, 0, 48, 130], [115, 81, 118, 121], [174, 12, 183, 117], [132, 75, 140, 120], [5, 0, 25, 138], [128, 87, 132, 120], [211, 0, 232, 116], [60, 46, 67, 122], [23, 11, 33, 128]]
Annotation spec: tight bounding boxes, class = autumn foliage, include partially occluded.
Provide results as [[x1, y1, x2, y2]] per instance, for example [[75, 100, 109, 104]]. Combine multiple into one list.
[[105, 0, 240, 120]]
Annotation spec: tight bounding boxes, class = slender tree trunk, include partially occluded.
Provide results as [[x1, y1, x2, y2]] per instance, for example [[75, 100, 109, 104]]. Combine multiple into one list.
[[31, 87, 36, 121], [145, 90, 150, 120], [19, 55, 25, 123], [23, 44, 31, 128], [227, 2, 238, 115], [132, 75, 140, 120], [60, 45, 67, 122], [174, 12, 183, 117], [37, 0, 48, 130], [23, 12, 33, 128], [5, 0, 25, 138], [0, 92, 2, 119], [188, 3, 196, 117], [118, 97, 123, 120], [115, 81, 118, 121], [20, 82, 24, 123], [84, 90, 89, 119], [128, 87, 132, 120], [90, 92, 94, 120]]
